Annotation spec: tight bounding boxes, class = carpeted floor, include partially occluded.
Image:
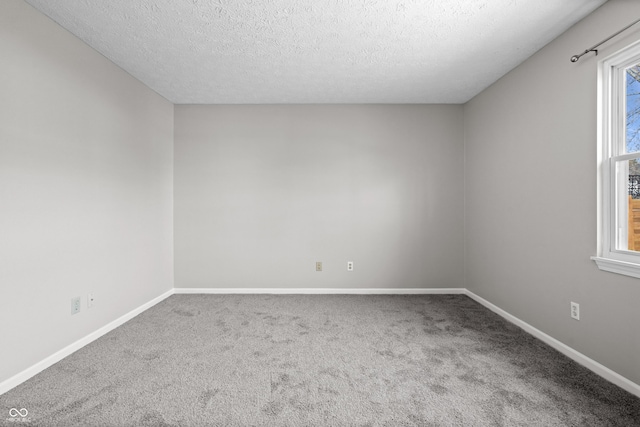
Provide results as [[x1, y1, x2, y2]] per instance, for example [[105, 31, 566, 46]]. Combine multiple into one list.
[[1, 294, 639, 426]]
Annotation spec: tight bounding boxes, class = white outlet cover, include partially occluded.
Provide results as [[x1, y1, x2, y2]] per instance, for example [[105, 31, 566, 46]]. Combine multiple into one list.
[[71, 297, 81, 315], [571, 302, 580, 320]]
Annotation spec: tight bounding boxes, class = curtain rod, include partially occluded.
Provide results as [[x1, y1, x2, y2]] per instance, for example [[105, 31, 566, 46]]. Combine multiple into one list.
[[571, 17, 640, 62]]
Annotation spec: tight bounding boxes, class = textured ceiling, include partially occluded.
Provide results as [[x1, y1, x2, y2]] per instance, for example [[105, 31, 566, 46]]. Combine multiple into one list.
[[25, 0, 606, 104]]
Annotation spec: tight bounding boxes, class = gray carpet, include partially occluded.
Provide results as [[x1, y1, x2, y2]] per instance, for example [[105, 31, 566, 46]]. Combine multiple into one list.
[[1, 294, 639, 426]]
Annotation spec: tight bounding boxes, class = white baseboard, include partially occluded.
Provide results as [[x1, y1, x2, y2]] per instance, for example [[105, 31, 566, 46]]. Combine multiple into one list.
[[0, 288, 175, 395], [174, 287, 467, 295], [3, 286, 639, 400], [464, 290, 640, 399]]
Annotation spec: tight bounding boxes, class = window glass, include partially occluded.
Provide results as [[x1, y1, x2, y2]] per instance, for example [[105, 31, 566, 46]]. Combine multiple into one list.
[[614, 158, 640, 251], [621, 65, 640, 252], [627, 64, 640, 154]]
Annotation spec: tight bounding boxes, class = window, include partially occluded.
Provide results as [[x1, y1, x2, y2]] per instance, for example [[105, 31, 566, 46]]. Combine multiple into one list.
[[593, 40, 640, 278]]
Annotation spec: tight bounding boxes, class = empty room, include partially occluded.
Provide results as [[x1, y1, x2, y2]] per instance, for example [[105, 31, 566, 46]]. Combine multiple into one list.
[[1, 0, 640, 425]]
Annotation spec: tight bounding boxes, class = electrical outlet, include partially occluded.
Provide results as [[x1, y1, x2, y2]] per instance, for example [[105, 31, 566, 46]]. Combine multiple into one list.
[[347, 261, 353, 271], [71, 297, 81, 315], [87, 293, 95, 309], [316, 262, 322, 272], [570, 302, 580, 320]]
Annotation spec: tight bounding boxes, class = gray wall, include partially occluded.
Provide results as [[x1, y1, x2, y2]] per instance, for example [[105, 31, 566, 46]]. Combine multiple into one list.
[[175, 105, 464, 289], [464, 0, 640, 385], [0, 0, 174, 384]]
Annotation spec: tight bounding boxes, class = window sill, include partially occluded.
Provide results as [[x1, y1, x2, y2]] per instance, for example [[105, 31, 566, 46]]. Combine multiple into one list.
[[591, 256, 640, 279]]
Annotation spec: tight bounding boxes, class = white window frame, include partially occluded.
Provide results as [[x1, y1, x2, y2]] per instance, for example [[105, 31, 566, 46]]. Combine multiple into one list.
[[593, 40, 640, 278]]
